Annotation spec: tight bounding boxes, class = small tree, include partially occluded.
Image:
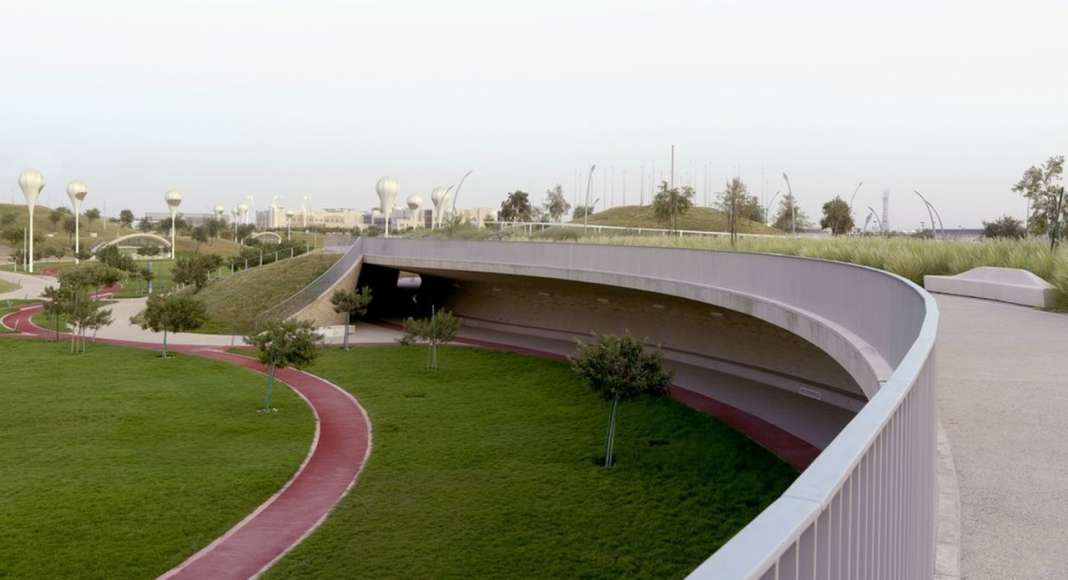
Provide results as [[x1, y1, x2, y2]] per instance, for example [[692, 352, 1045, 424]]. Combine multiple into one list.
[[571, 334, 672, 467], [330, 286, 373, 350], [85, 208, 101, 229], [982, 215, 1027, 240], [41, 285, 69, 342], [1012, 155, 1065, 242], [399, 307, 462, 370], [772, 192, 807, 233], [652, 181, 694, 232], [173, 254, 222, 291], [244, 320, 323, 411], [572, 205, 594, 220], [820, 196, 854, 235], [133, 293, 207, 357], [119, 209, 135, 228], [543, 184, 572, 222], [191, 225, 209, 250], [499, 191, 534, 222]]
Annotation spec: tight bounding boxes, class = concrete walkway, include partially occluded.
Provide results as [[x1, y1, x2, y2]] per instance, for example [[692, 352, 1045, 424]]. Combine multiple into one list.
[[936, 295, 1068, 579], [0, 270, 55, 301]]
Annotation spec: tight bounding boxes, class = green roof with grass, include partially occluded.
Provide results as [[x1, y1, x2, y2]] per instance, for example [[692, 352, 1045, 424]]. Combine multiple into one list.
[[574, 205, 782, 235]]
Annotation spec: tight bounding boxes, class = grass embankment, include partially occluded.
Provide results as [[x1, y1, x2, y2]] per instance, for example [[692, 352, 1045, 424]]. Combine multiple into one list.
[[0, 278, 19, 293], [0, 339, 314, 579], [575, 205, 782, 235], [195, 252, 340, 334], [269, 346, 795, 579]]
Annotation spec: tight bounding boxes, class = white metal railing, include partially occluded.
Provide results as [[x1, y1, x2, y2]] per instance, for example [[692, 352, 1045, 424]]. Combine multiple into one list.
[[353, 239, 939, 580]]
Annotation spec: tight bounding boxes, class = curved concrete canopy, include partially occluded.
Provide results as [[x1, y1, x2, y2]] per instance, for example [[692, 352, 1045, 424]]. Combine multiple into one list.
[[245, 231, 283, 245], [91, 233, 171, 254]]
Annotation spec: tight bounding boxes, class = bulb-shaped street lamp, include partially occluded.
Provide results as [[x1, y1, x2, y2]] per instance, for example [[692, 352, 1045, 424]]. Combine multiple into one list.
[[164, 190, 182, 259], [214, 204, 225, 220], [430, 186, 453, 229], [407, 194, 424, 228], [18, 169, 45, 273], [301, 194, 310, 228], [285, 210, 295, 240], [66, 181, 88, 264], [244, 194, 254, 226], [231, 206, 241, 242], [375, 176, 399, 238], [238, 202, 250, 229]]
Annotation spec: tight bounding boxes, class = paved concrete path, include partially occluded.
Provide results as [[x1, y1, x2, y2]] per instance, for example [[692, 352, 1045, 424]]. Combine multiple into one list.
[[936, 295, 1068, 579], [1, 303, 373, 580], [0, 270, 56, 301]]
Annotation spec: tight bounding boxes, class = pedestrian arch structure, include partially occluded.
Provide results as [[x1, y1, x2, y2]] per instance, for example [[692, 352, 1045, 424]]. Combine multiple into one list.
[[273, 237, 939, 579], [91, 233, 172, 254], [244, 231, 283, 245]]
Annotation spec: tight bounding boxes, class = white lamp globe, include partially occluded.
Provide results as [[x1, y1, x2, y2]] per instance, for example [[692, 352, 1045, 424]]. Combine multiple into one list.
[[375, 176, 399, 213], [214, 204, 225, 217], [67, 181, 88, 204], [165, 189, 183, 210], [430, 186, 447, 207], [407, 194, 423, 211], [18, 169, 45, 205]]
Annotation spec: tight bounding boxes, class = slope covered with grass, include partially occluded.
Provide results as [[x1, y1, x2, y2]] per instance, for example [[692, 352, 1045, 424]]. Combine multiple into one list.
[[576, 205, 782, 235], [0, 339, 313, 579], [195, 252, 340, 333], [269, 346, 796, 579]]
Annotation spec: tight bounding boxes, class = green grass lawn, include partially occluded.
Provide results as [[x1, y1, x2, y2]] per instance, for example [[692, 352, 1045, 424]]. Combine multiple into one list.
[[194, 252, 340, 334], [268, 346, 796, 579], [575, 205, 782, 235], [0, 339, 314, 579], [0, 277, 19, 293]]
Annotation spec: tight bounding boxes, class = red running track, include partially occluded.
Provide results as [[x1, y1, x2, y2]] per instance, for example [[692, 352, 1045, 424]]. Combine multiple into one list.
[[1, 303, 372, 580]]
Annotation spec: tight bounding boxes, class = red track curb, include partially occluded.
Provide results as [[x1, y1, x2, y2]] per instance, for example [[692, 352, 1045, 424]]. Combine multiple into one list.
[[1, 303, 372, 580]]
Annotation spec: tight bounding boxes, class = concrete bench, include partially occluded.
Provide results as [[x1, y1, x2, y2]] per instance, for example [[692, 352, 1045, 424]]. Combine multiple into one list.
[[924, 267, 1056, 308]]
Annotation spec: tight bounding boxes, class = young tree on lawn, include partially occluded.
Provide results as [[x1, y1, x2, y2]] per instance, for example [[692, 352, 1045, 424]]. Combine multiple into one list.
[[652, 181, 695, 232], [191, 225, 209, 250], [41, 285, 69, 342], [571, 334, 672, 467], [173, 254, 222, 291], [399, 307, 462, 370], [1012, 155, 1066, 242], [330, 286, 373, 350], [820, 196, 855, 236], [772, 192, 807, 233], [84, 208, 101, 229], [543, 184, 571, 222], [982, 215, 1027, 240], [244, 319, 323, 411], [119, 209, 135, 228], [499, 190, 534, 222], [133, 293, 207, 357]]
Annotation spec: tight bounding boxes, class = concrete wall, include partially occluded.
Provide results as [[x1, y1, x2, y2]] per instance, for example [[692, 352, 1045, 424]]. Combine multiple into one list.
[[289, 257, 362, 326]]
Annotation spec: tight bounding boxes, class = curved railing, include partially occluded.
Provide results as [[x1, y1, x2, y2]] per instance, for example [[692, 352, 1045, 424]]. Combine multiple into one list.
[[353, 238, 938, 579]]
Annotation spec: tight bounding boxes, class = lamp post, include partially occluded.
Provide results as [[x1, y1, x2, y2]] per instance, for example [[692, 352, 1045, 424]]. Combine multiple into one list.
[[764, 191, 780, 226], [302, 194, 309, 228], [244, 194, 254, 226], [164, 190, 182, 259], [430, 186, 447, 229], [782, 172, 798, 237], [66, 181, 88, 263], [449, 169, 474, 216], [285, 210, 295, 240], [238, 202, 250, 230], [376, 177, 399, 238], [231, 206, 241, 242], [18, 170, 45, 273], [583, 164, 597, 234], [407, 194, 424, 228]]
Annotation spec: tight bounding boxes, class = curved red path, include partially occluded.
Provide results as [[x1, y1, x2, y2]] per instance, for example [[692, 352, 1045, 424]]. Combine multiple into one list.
[[1, 303, 372, 580]]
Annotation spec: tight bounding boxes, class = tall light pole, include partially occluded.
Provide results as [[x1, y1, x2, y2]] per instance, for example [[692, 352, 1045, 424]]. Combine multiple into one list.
[[239, 202, 250, 230], [214, 205, 225, 239], [18, 170, 45, 273], [407, 194, 424, 228], [376, 176, 398, 238], [245, 194, 254, 226], [231, 206, 241, 242], [302, 194, 310, 228], [450, 169, 473, 216], [914, 190, 945, 240], [165, 190, 182, 259], [67, 181, 88, 263], [782, 172, 798, 237], [583, 164, 597, 234], [285, 210, 295, 240], [430, 187, 447, 229]]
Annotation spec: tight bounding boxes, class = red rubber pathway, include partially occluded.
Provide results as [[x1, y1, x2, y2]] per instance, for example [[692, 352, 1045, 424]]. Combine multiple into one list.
[[1, 303, 372, 580]]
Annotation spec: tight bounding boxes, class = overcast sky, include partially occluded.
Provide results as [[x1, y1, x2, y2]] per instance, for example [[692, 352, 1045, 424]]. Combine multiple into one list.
[[2, 0, 1066, 229]]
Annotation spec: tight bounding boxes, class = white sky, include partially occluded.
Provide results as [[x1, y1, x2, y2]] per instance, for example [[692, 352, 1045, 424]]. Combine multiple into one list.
[[2, 0, 1066, 228]]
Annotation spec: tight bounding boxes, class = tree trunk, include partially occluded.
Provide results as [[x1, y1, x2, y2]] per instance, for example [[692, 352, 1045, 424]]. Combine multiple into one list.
[[263, 365, 276, 410], [604, 395, 620, 467], [162, 329, 168, 358], [343, 311, 350, 350]]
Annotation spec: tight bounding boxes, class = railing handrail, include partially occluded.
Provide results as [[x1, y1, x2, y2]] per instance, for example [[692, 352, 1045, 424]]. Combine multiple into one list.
[[496, 220, 787, 239]]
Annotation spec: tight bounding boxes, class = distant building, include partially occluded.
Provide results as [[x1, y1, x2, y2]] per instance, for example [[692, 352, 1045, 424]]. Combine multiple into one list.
[[142, 211, 215, 227]]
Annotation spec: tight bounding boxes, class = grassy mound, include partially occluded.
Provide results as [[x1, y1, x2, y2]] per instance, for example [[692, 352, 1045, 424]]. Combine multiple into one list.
[[0, 339, 313, 578], [268, 346, 796, 579], [575, 205, 782, 235], [0, 277, 19, 293], [195, 252, 340, 333]]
